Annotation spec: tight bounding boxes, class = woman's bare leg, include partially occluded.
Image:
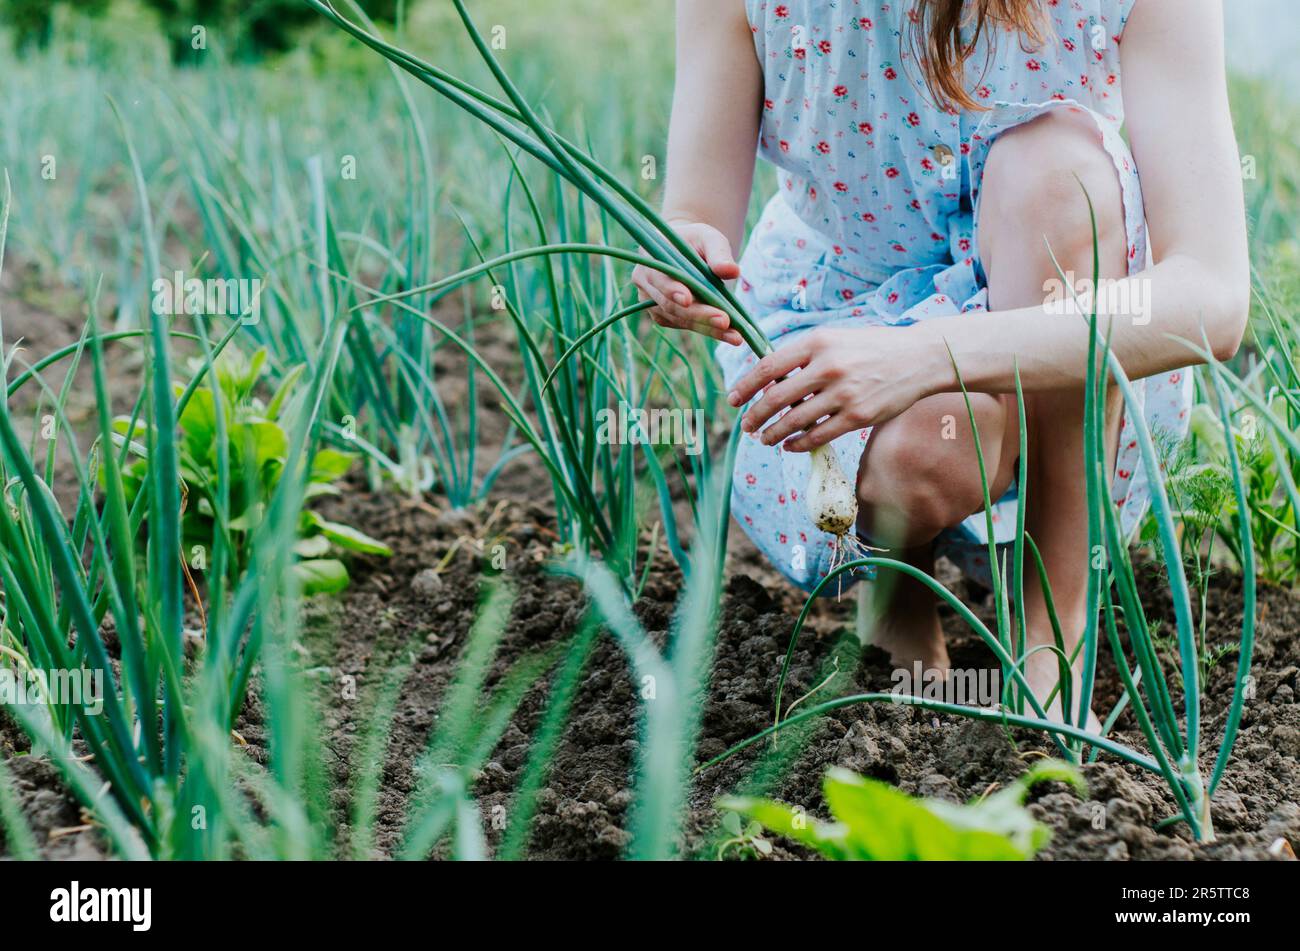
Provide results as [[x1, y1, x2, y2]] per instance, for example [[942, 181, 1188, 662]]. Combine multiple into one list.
[[856, 392, 1019, 673], [855, 109, 1130, 715], [978, 110, 1129, 720]]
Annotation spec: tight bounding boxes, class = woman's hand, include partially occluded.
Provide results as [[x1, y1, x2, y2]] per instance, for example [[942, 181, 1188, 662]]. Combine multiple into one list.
[[631, 220, 745, 346], [726, 326, 942, 452]]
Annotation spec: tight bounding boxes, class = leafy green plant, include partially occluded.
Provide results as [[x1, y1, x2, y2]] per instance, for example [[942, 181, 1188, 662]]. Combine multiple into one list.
[[113, 346, 391, 595], [723, 761, 1083, 861], [716, 812, 773, 861], [1181, 330, 1298, 585]]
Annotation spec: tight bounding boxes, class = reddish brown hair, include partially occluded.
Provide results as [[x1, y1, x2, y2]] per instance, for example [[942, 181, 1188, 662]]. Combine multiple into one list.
[[909, 0, 1048, 111]]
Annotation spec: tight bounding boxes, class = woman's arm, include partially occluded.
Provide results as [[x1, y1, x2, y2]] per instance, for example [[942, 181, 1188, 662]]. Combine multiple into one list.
[[631, 0, 762, 345], [730, 0, 1251, 448], [923, 0, 1249, 391]]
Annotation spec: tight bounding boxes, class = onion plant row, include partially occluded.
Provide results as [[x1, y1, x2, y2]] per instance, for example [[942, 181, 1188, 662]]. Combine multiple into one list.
[[305, 0, 863, 579], [0, 133, 355, 855], [0, 139, 730, 859]]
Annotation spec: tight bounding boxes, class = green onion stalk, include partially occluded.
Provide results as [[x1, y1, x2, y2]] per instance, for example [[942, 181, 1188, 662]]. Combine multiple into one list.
[[304, 0, 864, 548]]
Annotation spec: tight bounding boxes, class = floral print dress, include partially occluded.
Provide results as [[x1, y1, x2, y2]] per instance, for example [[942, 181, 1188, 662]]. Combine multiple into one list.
[[721, 0, 1192, 592]]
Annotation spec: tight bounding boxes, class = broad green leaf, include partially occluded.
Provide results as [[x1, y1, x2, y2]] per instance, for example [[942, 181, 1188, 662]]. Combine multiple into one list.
[[108, 417, 152, 458], [293, 558, 350, 595], [310, 448, 357, 483], [178, 387, 219, 467], [726, 762, 1081, 861], [822, 769, 959, 860], [229, 502, 266, 533], [242, 420, 289, 469], [305, 481, 342, 500], [928, 759, 1085, 859], [304, 510, 392, 556], [245, 349, 268, 392], [294, 534, 333, 558]]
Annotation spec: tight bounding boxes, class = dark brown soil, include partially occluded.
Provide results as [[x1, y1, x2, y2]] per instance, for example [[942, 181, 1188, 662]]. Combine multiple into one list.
[[296, 487, 1300, 861]]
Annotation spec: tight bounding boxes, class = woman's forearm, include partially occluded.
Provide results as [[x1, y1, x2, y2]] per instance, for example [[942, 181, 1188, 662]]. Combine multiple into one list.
[[660, 0, 763, 251], [912, 255, 1250, 397], [628, 1, 763, 343]]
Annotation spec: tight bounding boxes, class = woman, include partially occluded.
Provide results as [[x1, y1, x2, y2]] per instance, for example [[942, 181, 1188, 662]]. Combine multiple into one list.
[[631, 0, 1249, 714]]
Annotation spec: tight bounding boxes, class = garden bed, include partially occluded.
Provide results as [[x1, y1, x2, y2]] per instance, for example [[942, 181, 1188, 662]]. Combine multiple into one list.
[[277, 486, 1300, 861], [2, 239, 1298, 863], [6, 472, 1296, 861]]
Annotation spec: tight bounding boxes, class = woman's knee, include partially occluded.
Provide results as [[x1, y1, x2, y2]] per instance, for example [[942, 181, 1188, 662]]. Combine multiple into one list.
[[857, 395, 1006, 544], [979, 110, 1126, 269]]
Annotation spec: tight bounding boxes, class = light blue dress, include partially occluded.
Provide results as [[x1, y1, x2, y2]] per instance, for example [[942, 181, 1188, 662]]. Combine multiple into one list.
[[721, 0, 1192, 592]]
